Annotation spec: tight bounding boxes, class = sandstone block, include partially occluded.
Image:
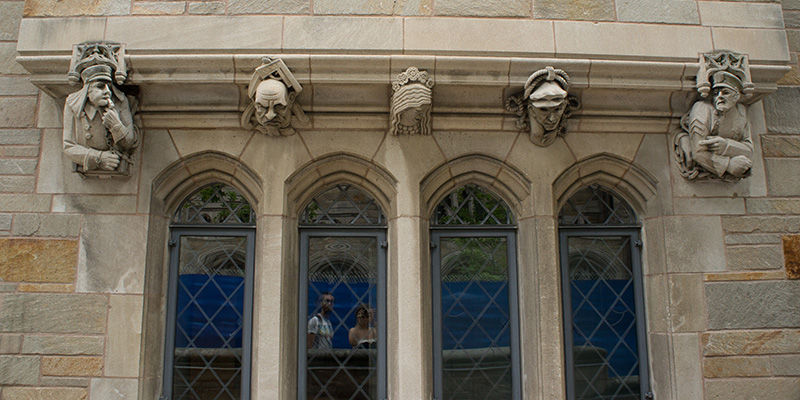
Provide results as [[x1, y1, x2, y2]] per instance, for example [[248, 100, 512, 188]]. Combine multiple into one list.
[[0, 293, 107, 334], [765, 158, 800, 196], [784, 235, 800, 280], [0, 334, 22, 354], [22, 335, 104, 355], [0, 130, 40, 145], [0, 42, 27, 74], [0, 355, 40, 385], [788, 30, 800, 52], [699, 2, 784, 28], [0, 2, 24, 41], [0, 176, 35, 193], [0, 239, 77, 283], [725, 233, 783, 245], [12, 214, 81, 237], [705, 377, 800, 399], [434, 0, 529, 17], [616, 0, 699, 24], [726, 245, 785, 270], [42, 356, 102, 377], [771, 354, 800, 376], [535, 0, 614, 20], [702, 330, 800, 355], [746, 198, 800, 214], [762, 136, 800, 157], [313, 0, 394, 15], [17, 283, 74, 292], [1, 387, 88, 400], [707, 281, 800, 329], [0, 98, 38, 129], [188, 1, 225, 14], [2, 146, 40, 158], [0, 77, 39, 96], [0, 159, 37, 175], [704, 271, 786, 282], [24, 0, 130, 16], [703, 356, 771, 378], [40, 377, 90, 387], [786, 11, 800, 28], [764, 87, 800, 134], [228, 0, 309, 13], [132, 2, 186, 15], [0, 214, 10, 230], [724, 216, 800, 233], [77, 215, 147, 294]]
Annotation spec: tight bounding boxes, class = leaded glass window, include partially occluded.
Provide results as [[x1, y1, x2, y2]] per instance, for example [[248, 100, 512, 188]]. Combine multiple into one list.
[[299, 184, 387, 400], [164, 184, 255, 400], [431, 185, 521, 400], [559, 186, 650, 400]]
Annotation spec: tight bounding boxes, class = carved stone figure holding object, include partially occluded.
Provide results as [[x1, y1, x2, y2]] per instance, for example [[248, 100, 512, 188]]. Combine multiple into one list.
[[63, 44, 139, 177], [674, 51, 754, 181], [505, 66, 580, 147], [241, 57, 308, 136], [389, 67, 434, 135]]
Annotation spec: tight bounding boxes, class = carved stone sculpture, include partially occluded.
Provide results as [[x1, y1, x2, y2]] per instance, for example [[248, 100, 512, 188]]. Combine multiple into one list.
[[389, 67, 434, 135], [506, 66, 580, 147], [674, 51, 754, 181], [63, 42, 139, 177], [241, 57, 308, 136]]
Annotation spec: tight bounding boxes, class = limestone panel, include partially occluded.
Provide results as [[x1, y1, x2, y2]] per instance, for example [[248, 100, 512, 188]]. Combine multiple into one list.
[[705, 378, 800, 399], [0, 130, 40, 145], [563, 132, 643, 162], [764, 87, 800, 134], [52, 195, 138, 214], [0, 176, 35, 193], [673, 333, 703, 399], [785, 235, 800, 280], [535, 0, 614, 20], [135, 129, 181, 214], [37, 92, 64, 129], [771, 354, 800, 376], [434, 0, 530, 17], [404, 18, 553, 55], [0, 294, 107, 334], [664, 216, 726, 273], [707, 281, 800, 329], [703, 356, 771, 378], [647, 333, 673, 399], [21, 335, 104, 356], [762, 136, 800, 157], [0, 356, 40, 385], [726, 245, 785, 270], [0, 239, 77, 283], [89, 378, 139, 399], [668, 274, 706, 332], [76, 215, 147, 294], [616, 0, 699, 24], [0, 42, 28, 74], [284, 16, 402, 52], [16, 18, 106, 52], [712, 27, 790, 63], [105, 295, 143, 377], [12, 214, 81, 237], [228, 0, 309, 14], [765, 158, 800, 196], [1, 387, 88, 400], [0, 98, 37, 128], [42, 356, 102, 377], [673, 197, 746, 215], [168, 129, 253, 160], [699, 2, 784, 28]]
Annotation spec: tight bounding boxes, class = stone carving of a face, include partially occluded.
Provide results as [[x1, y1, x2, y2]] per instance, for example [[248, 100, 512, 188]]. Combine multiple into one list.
[[254, 79, 290, 126], [87, 79, 113, 108], [389, 67, 434, 135], [528, 81, 568, 131], [506, 66, 578, 147], [713, 86, 741, 113]]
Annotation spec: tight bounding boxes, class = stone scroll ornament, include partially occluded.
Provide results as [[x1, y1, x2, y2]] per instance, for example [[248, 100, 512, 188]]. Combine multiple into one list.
[[389, 67, 434, 135], [241, 57, 309, 136], [505, 66, 580, 147], [63, 42, 140, 177], [674, 51, 755, 182]]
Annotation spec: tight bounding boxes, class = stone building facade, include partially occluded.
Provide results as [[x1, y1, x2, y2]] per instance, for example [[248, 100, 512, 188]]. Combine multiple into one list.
[[1, 0, 799, 399]]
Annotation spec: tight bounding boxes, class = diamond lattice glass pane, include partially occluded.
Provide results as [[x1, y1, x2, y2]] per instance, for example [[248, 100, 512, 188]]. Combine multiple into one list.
[[173, 183, 255, 225], [559, 185, 636, 226], [306, 236, 379, 400], [440, 237, 512, 400], [172, 236, 247, 400], [568, 236, 640, 400], [432, 185, 514, 226], [301, 184, 385, 226]]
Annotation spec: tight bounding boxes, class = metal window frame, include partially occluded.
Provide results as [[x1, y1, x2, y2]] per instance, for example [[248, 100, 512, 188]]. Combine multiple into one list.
[[559, 227, 650, 400], [298, 228, 388, 400], [162, 227, 256, 400], [431, 228, 521, 400]]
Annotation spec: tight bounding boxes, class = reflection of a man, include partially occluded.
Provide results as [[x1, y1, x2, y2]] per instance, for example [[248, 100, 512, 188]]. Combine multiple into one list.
[[307, 292, 334, 350], [348, 304, 377, 348]]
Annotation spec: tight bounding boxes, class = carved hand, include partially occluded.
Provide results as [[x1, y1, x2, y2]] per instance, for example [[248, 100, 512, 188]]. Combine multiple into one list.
[[699, 136, 727, 155], [102, 106, 123, 131], [98, 151, 120, 171], [678, 135, 693, 165]]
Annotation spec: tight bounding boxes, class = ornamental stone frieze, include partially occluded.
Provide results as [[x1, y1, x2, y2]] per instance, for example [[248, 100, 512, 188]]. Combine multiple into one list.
[[389, 67, 434, 136], [674, 51, 755, 182], [505, 66, 581, 147], [241, 57, 309, 137], [63, 42, 140, 178]]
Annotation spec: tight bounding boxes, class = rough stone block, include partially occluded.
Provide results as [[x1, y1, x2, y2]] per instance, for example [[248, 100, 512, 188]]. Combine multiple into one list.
[[0, 159, 37, 175], [705, 377, 800, 399], [0, 334, 22, 354], [704, 270, 786, 281], [228, 0, 309, 13], [0, 214, 11, 230], [725, 233, 784, 245], [89, 377, 139, 399], [1, 146, 40, 158], [23, 0, 130, 16], [0, 355, 40, 385], [702, 330, 800, 356], [42, 356, 102, 377], [188, 1, 225, 14], [0, 98, 38, 129], [1, 387, 88, 400], [40, 376, 91, 387], [0, 239, 77, 283], [616, 0, 699, 24], [535, 0, 614, 20], [77, 215, 147, 294], [22, 335, 104, 355], [0, 77, 39, 96], [0, 176, 35, 193], [664, 216, 726, 273], [0, 42, 27, 74], [764, 87, 800, 134], [762, 136, 800, 157], [132, 2, 186, 15], [0, 293, 107, 334], [434, 0, 530, 17], [707, 281, 800, 329], [784, 235, 800, 280], [669, 274, 706, 332], [746, 198, 800, 214], [0, 130, 40, 145], [105, 295, 143, 377], [786, 11, 800, 28], [765, 158, 800, 196], [703, 356, 771, 378], [12, 214, 81, 237], [788, 30, 800, 52], [727, 245, 785, 270], [0, 2, 24, 41]]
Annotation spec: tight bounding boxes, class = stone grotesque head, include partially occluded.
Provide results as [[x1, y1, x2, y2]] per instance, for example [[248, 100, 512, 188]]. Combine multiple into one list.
[[242, 58, 307, 136], [389, 67, 434, 135], [506, 66, 580, 147]]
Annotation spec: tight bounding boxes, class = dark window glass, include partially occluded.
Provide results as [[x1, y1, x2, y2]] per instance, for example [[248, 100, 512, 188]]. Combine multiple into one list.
[[173, 183, 255, 225]]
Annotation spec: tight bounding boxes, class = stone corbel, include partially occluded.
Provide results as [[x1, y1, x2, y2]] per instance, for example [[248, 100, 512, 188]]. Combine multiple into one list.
[[505, 66, 581, 147], [241, 57, 309, 136], [63, 42, 140, 178], [673, 51, 755, 182], [389, 67, 434, 135]]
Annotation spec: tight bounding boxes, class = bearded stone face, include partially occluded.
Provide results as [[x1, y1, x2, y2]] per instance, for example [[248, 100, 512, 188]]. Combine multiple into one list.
[[254, 79, 290, 126]]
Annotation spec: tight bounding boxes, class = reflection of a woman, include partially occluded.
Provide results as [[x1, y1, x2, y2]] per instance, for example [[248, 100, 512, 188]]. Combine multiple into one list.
[[348, 304, 377, 348]]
